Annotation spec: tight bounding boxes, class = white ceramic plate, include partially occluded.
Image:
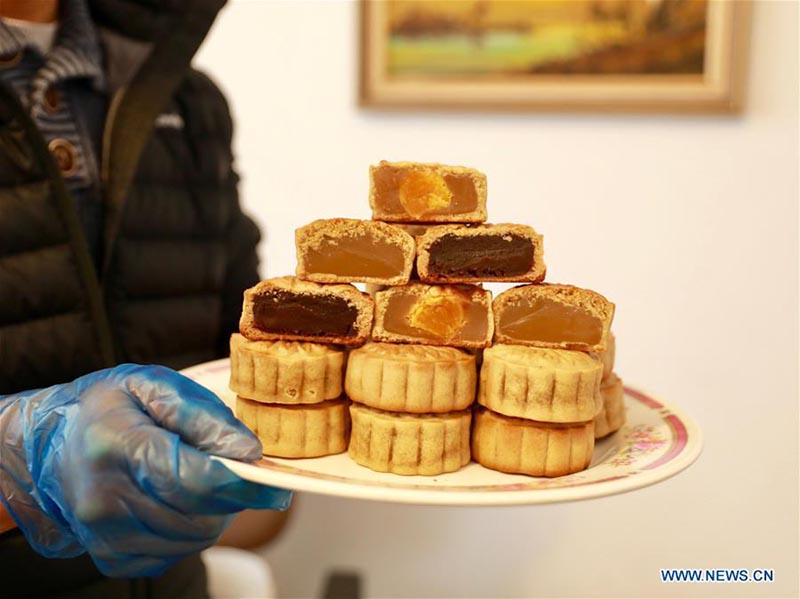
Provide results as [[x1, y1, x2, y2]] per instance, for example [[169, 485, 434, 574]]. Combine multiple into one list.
[[182, 359, 702, 506]]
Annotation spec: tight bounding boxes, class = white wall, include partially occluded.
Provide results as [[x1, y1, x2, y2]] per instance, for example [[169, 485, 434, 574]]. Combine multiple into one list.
[[195, 1, 799, 597]]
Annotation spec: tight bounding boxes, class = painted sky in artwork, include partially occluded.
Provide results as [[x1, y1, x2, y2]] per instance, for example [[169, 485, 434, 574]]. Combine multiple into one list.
[[386, 0, 708, 77]]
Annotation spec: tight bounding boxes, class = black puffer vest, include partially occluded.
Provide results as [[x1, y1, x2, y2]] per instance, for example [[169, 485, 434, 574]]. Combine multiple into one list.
[[0, 0, 259, 395]]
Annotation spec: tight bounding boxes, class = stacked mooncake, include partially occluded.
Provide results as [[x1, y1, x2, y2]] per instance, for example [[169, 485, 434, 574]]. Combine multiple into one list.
[[593, 333, 626, 439], [232, 160, 625, 477], [230, 276, 370, 458], [344, 163, 495, 475], [473, 285, 614, 476]]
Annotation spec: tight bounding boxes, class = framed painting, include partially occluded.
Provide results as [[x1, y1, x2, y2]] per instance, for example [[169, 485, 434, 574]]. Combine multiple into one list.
[[360, 0, 751, 113]]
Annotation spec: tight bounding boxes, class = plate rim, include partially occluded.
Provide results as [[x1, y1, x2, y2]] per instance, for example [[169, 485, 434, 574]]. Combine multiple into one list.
[[184, 359, 703, 507]]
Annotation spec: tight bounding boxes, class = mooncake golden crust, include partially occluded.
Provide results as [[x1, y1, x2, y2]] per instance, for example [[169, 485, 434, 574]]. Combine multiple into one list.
[[345, 343, 477, 413], [416, 223, 546, 284], [492, 283, 615, 352], [239, 276, 374, 346], [591, 332, 616, 381], [594, 373, 626, 439], [348, 403, 471, 475], [229, 333, 344, 404], [295, 218, 415, 286], [369, 161, 488, 223], [472, 408, 594, 478], [478, 344, 602, 422], [236, 396, 350, 458]]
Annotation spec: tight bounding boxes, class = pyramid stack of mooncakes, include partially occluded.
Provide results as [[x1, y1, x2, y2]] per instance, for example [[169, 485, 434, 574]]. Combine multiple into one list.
[[233, 161, 624, 478]]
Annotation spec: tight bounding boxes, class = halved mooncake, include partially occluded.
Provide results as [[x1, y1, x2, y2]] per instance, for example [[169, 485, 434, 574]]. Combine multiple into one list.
[[493, 284, 614, 352], [295, 218, 415, 286], [373, 283, 493, 349], [370, 161, 487, 223], [417, 224, 545, 283], [240, 276, 373, 346]]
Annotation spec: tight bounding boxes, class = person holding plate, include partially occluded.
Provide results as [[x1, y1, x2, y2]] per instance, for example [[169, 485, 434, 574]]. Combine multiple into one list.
[[0, 0, 289, 596]]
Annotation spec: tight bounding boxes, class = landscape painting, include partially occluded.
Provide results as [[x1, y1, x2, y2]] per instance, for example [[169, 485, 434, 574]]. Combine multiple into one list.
[[360, 0, 750, 112]]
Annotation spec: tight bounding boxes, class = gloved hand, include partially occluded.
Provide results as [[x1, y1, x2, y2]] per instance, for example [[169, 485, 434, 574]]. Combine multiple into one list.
[[0, 364, 291, 578]]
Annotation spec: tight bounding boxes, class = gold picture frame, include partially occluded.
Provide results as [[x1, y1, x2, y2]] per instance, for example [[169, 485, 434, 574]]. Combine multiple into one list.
[[360, 0, 751, 113]]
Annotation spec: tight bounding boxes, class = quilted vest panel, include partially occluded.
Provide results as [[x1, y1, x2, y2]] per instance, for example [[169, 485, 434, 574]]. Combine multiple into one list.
[[0, 71, 255, 394]]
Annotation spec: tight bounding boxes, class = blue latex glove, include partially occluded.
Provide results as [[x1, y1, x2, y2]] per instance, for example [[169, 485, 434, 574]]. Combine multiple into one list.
[[0, 364, 291, 578]]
